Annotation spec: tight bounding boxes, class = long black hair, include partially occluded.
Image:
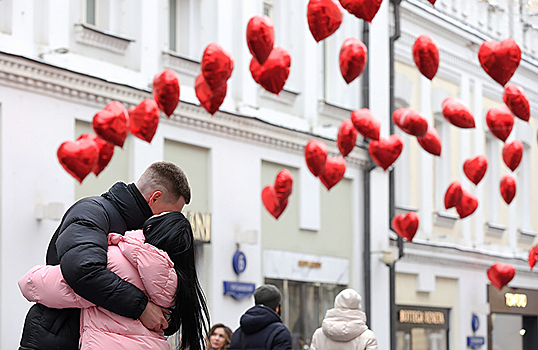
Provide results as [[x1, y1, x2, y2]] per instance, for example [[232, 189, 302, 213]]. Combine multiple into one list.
[[143, 211, 210, 350]]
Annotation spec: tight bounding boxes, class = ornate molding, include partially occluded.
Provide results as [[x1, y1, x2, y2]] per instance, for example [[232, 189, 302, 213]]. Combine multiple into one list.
[[162, 51, 200, 77], [518, 229, 537, 245], [74, 24, 134, 55], [433, 211, 458, 229], [317, 100, 353, 124], [0, 51, 369, 168], [260, 87, 299, 106], [485, 222, 506, 239]]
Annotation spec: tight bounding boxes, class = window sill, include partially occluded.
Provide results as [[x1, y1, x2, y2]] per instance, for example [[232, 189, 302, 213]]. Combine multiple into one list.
[[317, 100, 353, 124], [433, 211, 459, 229], [395, 204, 419, 216], [259, 87, 300, 106], [74, 23, 134, 54], [162, 51, 200, 77], [518, 229, 537, 245], [484, 222, 506, 239]]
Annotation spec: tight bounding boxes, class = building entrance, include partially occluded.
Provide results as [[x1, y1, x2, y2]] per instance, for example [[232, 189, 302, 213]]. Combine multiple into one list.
[[396, 306, 449, 350]]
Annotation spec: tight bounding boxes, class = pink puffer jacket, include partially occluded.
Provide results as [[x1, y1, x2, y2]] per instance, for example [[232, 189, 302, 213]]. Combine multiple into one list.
[[18, 230, 178, 350]]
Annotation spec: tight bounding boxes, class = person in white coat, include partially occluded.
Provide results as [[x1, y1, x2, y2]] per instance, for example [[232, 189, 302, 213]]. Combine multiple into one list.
[[310, 289, 378, 350]]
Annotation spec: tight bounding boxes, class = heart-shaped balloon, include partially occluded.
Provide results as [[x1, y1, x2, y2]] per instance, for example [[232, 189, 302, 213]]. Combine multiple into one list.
[[201, 42, 234, 91], [417, 126, 441, 156], [57, 138, 100, 183], [412, 34, 439, 80], [246, 15, 275, 65], [444, 180, 463, 209], [339, 37, 368, 84], [487, 262, 515, 290], [319, 156, 347, 190], [463, 155, 488, 185], [529, 245, 538, 270], [502, 139, 523, 171], [456, 189, 478, 219], [442, 97, 475, 129], [351, 108, 380, 140], [153, 69, 180, 117], [337, 119, 358, 157], [307, 0, 344, 42], [128, 98, 160, 143], [369, 135, 404, 171], [339, 0, 383, 23], [274, 169, 294, 204], [305, 139, 328, 177], [77, 133, 114, 176], [392, 108, 428, 137], [250, 46, 291, 94], [262, 186, 289, 219], [392, 211, 419, 241], [195, 74, 227, 115], [428, 0, 436, 5], [503, 83, 530, 122], [478, 38, 521, 86], [500, 174, 516, 204], [486, 106, 514, 142], [92, 104, 129, 148]]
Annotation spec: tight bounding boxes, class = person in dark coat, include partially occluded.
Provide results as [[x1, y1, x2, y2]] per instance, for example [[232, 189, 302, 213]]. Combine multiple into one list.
[[18, 161, 192, 350], [228, 284, 293, 350]]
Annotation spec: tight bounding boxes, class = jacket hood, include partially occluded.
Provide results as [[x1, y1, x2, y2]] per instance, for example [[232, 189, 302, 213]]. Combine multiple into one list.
[[321, 308, 369, 342], [102, 182, 153, 231], [240, 305, 282, 334]]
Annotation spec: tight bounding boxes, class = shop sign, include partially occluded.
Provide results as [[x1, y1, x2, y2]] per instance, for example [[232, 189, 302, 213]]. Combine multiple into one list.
[[467, 336, 485, 349], [223, 281, 256, 300], [488, 285, 538, 315], [399, 309, 446, 325], [184, 211, 211, 243]]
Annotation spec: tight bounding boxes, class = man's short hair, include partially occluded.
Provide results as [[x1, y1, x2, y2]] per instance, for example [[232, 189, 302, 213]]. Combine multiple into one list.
[[138, 161, 191, 204], [254, 284, 281, 310]]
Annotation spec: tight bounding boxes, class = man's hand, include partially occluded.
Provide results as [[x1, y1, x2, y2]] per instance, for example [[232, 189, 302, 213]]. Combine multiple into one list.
[[139, 301, 170, 331]]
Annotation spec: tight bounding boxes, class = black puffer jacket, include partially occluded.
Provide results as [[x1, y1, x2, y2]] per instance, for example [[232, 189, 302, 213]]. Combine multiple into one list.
[[19, 182, 153, 350], [229, 305, 293, 350]]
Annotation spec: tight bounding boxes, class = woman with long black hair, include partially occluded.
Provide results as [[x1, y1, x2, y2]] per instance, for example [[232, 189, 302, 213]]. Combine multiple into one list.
[[19, 211, 210, 350]]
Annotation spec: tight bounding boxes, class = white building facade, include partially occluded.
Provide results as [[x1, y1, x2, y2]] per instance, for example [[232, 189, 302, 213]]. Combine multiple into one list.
[[0, 1, 394, 350]]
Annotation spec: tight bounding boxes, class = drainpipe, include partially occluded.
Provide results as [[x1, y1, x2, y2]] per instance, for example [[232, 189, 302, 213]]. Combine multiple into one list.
[[389, 0, 403, 349]]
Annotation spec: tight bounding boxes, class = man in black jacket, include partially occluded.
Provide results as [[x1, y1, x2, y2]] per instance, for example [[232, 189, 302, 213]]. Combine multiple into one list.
[[229, 284, 293, 350], [19, 161, 191, 350]]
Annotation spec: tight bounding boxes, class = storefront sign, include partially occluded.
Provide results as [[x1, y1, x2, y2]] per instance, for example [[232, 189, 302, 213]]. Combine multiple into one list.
[[399, 309, 446, 325], [504, 292, 527, 308], [184, 211, 211, 243], [467, 336, 485, 349], [488, 285, 538, 315], [298, 260, 322, 268], [223, 281, 255, 300]]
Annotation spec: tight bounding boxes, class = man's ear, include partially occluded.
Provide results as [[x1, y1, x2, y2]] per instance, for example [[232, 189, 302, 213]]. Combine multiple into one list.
[[148, 190, 162, 204]]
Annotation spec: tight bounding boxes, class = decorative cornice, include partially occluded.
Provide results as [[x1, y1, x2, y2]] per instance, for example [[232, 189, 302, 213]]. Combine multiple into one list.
[[317, 100, 353, 124], [162, 51, 200, 77], [260, 87, 299, 106], [74, 24, 134, 55], [0, 51, 369, 168]]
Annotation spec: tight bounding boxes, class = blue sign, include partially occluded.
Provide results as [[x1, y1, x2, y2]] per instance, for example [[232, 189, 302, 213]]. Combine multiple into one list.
[[232, 251, 247, 275], [223, 281, 256, 300], [467, 336, 485, 349], [471, 314, 480, 332]]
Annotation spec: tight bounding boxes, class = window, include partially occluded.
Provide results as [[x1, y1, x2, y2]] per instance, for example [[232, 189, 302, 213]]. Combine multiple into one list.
[[485, 133, 500, 222], [263, 0, 273, 17], [0, 0, 13, 34], [518, 143, 531, 229], [168, 0, 200, 58], [434, 116, 450, 211]]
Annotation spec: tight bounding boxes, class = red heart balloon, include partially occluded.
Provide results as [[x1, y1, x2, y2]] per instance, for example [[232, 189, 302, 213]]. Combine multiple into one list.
[[413, 34, 439, 80], [529, 245, 538, 270], [351, 108, 380, 140], [153, 69, 180, 117], [337, 119, 358, 157], [486, 106, 514, 142], [195, 74, 227, 115], [502, 139, 523, 171], [201, 42, 234, 91], [456, 189, 478, 219], [444, 181, 463, 209], [442, 97, 475, 129], [246, 15, 275, 65], [392, 211, 419, 241], [500, 174, 516, 204], [57, 138, 100, 183], [92, 103, 129, 148], [305, 139, 328, 177], [307, 0, 344, 42], [319, 156, 347, 190], [463, 155, 488, 185], [417, 126, 441, 156], [503, 83, 530, 122], [77, 133, 114, 176], [369, 135, 404, 171], [428, 0, 436, 5], [392, 108, 428, 137], [487, 262, 515, 290], [339, 37, 367, 84], [478, 38, 521, 86], [339, 0, 383, 23], [274, 169, 294, 204], [262, 185, 289, 219], [128, 98, 160, 143], [250, 47, 291, 94]]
